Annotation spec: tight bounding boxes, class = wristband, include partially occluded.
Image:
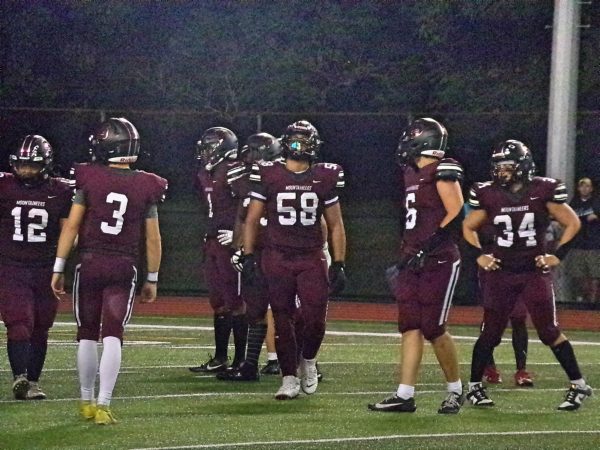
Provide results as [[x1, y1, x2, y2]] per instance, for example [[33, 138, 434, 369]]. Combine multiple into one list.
[[147, 272, 159, 283], [53, 257, 66, 273], [554, 241, 573, 260]]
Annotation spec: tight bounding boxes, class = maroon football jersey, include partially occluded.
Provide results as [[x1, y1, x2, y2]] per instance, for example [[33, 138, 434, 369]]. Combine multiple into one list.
[[0, 173, 72, 266], [249, 160, 344, 252], [195, 161, 245, 236], [469, 176, 567, 271], [74, 163, 167, 258], [401, 158, 463, 255]]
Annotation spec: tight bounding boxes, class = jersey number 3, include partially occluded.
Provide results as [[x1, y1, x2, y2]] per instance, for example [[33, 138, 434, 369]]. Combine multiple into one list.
[[101, 192, 129, 235]]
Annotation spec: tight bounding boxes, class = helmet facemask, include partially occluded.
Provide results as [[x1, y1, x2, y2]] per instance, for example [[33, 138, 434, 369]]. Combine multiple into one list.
[[396, 118, 447, 169], [196, 127, 238, 171], [10, 135, 53, 186]]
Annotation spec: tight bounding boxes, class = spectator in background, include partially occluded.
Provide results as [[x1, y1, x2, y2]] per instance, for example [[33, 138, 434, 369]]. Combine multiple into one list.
[[564, 177, 600, 306]]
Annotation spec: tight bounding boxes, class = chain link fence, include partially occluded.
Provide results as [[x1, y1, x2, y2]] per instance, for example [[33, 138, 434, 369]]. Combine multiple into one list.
[[1, 108, 599, 308]]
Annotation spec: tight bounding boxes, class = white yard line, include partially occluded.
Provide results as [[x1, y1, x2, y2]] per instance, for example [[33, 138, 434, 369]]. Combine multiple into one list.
[[129, 430, 600, 450]]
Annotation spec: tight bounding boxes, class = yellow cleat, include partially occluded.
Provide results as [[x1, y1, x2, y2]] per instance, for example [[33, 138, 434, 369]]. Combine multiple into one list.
[[94, 405, 117, 425], [79, 400, 97, 420]]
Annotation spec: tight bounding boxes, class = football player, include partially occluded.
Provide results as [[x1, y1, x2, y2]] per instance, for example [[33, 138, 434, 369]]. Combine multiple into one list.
[[51, 117, 168, 424], [241, 120, 346, 399], [0, 135, 72, 400], [482, 299, 534, 387], [368, 118, 465, 414], [463, 139, 592, 411], [218, 132, 283, 381], [188, 127, 247, 374]]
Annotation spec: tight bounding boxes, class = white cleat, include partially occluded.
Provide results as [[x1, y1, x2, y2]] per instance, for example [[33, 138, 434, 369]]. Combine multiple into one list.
[[275, 375, 300, 400], [299, 358, 318, 395]]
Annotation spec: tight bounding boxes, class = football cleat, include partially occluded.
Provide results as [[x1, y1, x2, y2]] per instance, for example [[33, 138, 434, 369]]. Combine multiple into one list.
[[260, 359, 281, 375], [514, 369, 534, 387], [466, 383, 495, 406], [368, 395, 417, 413], [216, 362, 259, 381], [94, 404, 118, 425], [79, 400, 97, 420], [275, 375, 300, 400], [438, 391, 464, 414], [483, 365, 502, 384], [189, 355, 228, 373], [299, 358, 319, 395], [557, 384, 593, 411], [12, 374, 29, 400], [26, 382, 47, 400]]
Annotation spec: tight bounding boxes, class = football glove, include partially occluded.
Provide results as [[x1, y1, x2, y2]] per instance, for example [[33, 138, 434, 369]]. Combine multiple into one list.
[[231, 249, 244, 272], [217, 229, 233, 246], [328, 261, 346, 295]]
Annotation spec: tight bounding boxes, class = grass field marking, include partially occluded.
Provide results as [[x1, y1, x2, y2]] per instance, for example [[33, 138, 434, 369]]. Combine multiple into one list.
[[129, 430, 600, 450], [51, 322, 600, 346], [0, 387, 571, 404]]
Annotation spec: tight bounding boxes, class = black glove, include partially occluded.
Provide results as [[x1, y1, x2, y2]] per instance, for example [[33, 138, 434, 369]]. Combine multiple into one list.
[[406, 249, 427, 271], [241, 253, 259, 285], [328, 261, 346, 295]]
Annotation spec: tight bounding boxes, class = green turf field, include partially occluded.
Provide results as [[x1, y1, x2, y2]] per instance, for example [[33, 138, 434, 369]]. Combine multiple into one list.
[[1, 315, 598, 449]]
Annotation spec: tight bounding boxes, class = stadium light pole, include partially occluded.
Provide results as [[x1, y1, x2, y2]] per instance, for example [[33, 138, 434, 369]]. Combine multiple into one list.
[[546, 0, 581, 192]]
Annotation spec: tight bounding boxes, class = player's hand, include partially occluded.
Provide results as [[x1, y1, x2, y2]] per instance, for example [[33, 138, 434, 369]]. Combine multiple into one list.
[[217, 229, 233, 246], [241, 253, 259, 285], [535, 254, 559, 272], [477, 254, 501, 271], [51, 273, 66, 300], [328, 262, 346, 295], [406, 250, 427, 271], [231, 249, 244, 272], [140, 281, 157, 303]]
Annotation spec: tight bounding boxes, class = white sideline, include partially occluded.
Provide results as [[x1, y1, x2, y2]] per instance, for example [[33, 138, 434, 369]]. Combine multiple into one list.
[[51, 321, 600, 346], [129, 430, 600, 450], [0, 387, 572, 404]]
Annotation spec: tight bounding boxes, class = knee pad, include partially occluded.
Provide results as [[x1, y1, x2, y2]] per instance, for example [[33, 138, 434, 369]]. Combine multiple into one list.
[[30, 327, 50, 345], [7, 323, 31, 341], [423, 325, 445, 342], [478, 329, 503, 349], [538, 325, 561, 346]]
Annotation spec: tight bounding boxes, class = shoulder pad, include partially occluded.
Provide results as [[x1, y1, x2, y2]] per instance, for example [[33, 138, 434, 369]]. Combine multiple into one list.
[[313, 162, 345, 189], [226, 163, 248, 185], [435, 159, 463, 182]]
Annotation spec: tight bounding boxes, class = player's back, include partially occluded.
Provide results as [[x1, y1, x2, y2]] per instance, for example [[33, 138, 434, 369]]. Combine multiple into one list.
[[74, 163, 167, 258]]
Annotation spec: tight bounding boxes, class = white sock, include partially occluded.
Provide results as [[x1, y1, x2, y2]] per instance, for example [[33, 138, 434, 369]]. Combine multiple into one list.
[[447, 380, 463, 395], [77, 339, 98, 401], [468, 381, 482, 390], [396, 384, 415, 399], [570, 378, 586, 388], [97, 336, 122, 407], [267, 352, 278, 361]]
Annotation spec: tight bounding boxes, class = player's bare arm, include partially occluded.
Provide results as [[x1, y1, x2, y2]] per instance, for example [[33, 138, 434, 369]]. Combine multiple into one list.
[[536, 202, 581, 269], [51, 203, 86, 299], [463, 208, 501, 271], [242, 198, 265, 255], [141, 217, 162, 303], [436, 180, 464, 228], [323, 203, 346, 263]]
